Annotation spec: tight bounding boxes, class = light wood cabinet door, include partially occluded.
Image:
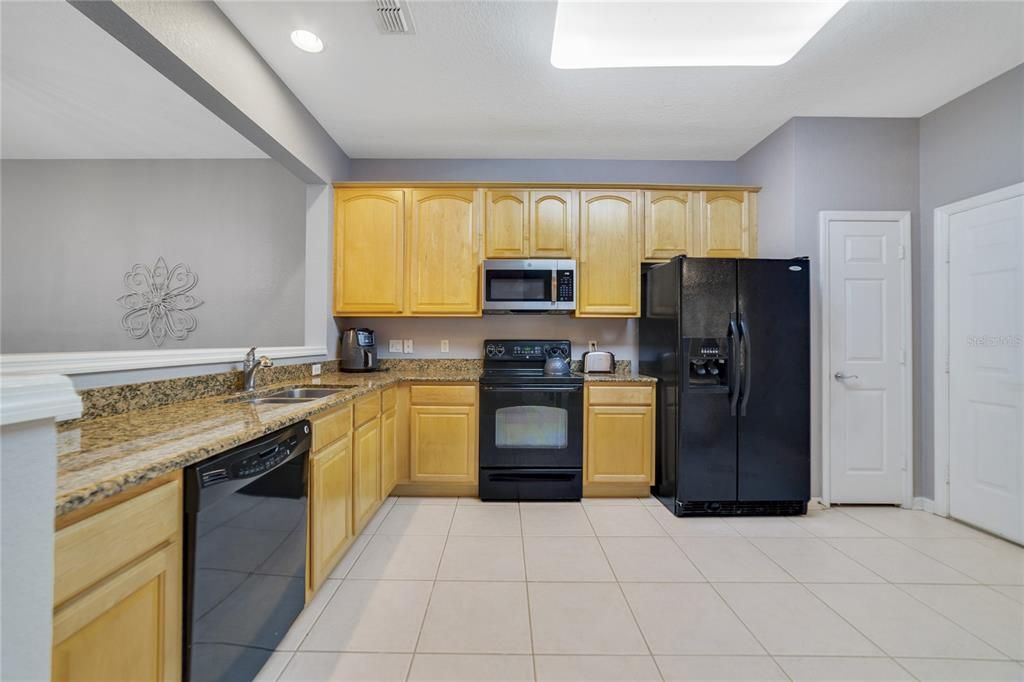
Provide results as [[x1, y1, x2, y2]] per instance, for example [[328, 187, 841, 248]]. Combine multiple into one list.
[[644, 190, 694, 261], [410, 405, 478, 483], [530, 190, 575, 257], [409, 189, 480, 314], [52, 542, 181, 682], [334, 189, 405, 314], [380, 407, 398, 498], [485, 190, 528, 258], [353, 416, 381, 533], [700, 190, 755, 258], [585, 404, 654, 484], [577, 190, 640, 316], [310, 436, 352, 591]]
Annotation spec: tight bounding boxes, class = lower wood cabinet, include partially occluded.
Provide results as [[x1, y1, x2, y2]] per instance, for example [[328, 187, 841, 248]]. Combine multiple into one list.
[[409, 384, 478, 483], [380, 404, 398, 497], [310, 434, 353, 590], [353, 411, 382, 533], [52, 475, 182, 682], [584, 385, 655, 486]]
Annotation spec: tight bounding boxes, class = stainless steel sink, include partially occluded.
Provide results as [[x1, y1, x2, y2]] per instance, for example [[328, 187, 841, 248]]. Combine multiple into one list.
[[226, 385, 355, 404], [239, 397, 315, 405], [267, 386, 354, 399]]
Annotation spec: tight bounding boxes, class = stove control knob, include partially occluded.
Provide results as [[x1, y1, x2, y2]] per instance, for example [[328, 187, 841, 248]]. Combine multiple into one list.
[[485, 344, 497, 358], [496, 345, 505, 356]]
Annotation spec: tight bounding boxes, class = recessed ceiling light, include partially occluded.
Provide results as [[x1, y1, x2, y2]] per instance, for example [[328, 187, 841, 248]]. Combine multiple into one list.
[[551, 1, 847, 69], [290, 29, 324, 54]]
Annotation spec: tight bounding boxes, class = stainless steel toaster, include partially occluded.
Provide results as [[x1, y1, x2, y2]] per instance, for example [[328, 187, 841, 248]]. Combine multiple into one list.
[[581, 350, 615, 374]]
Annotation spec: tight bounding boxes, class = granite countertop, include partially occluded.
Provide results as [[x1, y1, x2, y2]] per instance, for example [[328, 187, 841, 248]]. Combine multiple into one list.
[[56, 361, 655, 517]]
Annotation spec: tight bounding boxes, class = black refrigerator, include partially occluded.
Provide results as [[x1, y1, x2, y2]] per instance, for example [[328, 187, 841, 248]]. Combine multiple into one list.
[[640, 256, 810, 516]]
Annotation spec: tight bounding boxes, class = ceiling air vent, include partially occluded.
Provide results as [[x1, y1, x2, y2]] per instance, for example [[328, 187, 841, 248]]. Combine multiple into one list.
[[375, 0, 415, 34]]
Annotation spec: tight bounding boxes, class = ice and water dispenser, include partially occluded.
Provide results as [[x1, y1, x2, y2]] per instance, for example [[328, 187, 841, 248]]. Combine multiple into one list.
[[685, 337, 730, 389]]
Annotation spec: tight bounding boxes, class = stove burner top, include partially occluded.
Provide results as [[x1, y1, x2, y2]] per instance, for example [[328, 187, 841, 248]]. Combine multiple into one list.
[[480, 339, 580, 385]]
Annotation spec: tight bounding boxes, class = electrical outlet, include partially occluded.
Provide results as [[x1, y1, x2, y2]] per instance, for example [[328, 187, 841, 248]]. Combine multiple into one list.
[[404, 339, 414, 354], [440, 339, 449, 353], [311, 363, 322, 376], [389, 339, 403, 353], [588, 340, 598, 351]]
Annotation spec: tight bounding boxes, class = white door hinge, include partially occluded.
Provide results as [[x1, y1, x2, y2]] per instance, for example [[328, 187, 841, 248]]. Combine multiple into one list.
[[899, 348, 907, 365], [898, 245, 906, 260]]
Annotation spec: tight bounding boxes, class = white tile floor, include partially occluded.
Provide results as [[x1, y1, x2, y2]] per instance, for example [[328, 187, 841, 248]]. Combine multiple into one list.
[[262, 497, 1024, 681]]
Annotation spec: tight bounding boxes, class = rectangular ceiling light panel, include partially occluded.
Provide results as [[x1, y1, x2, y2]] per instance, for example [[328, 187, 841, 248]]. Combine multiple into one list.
[[551, 1, 848, 68]]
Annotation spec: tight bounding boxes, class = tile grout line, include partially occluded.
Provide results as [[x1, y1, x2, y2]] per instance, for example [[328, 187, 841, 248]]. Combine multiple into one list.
[[405, 500, 458, 681], [583, 503, 667, 681], [519, 502, 539, 681]]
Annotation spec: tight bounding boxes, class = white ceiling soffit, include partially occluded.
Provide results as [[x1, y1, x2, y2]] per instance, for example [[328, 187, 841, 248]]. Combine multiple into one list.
[[219, 0, 1024, 160], [1, 1, 265, 160]]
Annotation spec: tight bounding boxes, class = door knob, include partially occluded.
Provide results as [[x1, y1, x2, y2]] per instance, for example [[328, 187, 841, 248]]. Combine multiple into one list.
[[834, 372, 859, 381]]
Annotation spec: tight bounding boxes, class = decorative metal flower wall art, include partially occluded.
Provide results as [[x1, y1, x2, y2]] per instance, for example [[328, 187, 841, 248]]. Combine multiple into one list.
[[117, 257, 203, 347]]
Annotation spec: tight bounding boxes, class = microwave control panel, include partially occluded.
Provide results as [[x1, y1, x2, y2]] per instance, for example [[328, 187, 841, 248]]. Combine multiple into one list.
[[556, 270, 575, 302]]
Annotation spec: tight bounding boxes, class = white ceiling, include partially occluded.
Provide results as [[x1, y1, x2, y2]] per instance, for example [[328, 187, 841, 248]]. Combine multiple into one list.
[[219, 0, 1024, 160], [1, 0, 264, 159]]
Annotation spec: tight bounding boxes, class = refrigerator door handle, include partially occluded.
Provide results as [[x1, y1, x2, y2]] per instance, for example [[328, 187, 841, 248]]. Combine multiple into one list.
[[739, 318, 752, 416], [728, 317, 740, 416]]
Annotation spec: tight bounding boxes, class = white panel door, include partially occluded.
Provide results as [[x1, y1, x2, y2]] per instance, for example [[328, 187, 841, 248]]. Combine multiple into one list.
[[949, 195, 1024, 543], [828, 217, 909, 503]]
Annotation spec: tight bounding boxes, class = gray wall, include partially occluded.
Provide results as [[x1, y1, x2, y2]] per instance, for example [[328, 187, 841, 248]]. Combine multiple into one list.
[[794, 117, 921, 498], [348, 158, 737, 185], [735, 117, 920, 498], [737, 120, 796, 258], [1, 159, 306, 352], [917, 64, 1024, 498]]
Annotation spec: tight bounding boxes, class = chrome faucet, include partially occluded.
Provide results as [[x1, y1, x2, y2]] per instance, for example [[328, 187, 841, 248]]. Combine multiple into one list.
[[242, 347, 273, 391]]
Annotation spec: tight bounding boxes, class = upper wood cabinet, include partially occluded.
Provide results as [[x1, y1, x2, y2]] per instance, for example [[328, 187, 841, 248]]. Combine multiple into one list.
[[577, 191, 640, 317], [699, 190, 757, 258], [334, 189, 405, 314], [530, 190, 575, 258], [409, 189, 481, 315], [484, 189, 575, 259], [644, 190, 695, 261], [484, 190, 528, 258]]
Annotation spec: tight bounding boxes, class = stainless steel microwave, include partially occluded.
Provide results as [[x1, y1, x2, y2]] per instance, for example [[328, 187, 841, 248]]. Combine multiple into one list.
[[482, 259, 576, 313]]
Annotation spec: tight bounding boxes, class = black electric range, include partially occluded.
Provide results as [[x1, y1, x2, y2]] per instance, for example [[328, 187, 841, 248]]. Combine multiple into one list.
[[478, 340, 583, 501]]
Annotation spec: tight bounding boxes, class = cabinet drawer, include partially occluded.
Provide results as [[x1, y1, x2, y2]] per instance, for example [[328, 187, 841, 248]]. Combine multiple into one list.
[[587, 385, 653, 406], [410, 384, 477, 406], [354, 392, 381, 426], [381, 386, 397, 412], [54, 478, 181, 607], [311, 404, 353, 451]]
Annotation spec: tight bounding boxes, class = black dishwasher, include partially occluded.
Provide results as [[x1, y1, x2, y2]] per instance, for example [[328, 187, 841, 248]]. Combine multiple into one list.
[[184, 421, 311, 682]]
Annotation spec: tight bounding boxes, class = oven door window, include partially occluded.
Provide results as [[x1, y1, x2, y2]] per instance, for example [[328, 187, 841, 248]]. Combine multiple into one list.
[[486, 270, 552, 302], [495, 405, 568, 449]]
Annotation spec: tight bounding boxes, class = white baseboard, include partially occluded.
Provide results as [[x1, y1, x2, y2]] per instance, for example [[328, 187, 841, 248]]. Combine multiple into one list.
[[810, 496, 828, 510], [912, 496, 939, 515]]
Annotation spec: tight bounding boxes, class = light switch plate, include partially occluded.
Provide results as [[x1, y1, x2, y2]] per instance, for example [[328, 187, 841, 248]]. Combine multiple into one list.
[[441, 339, 449, 353], [403, 339, 414, 354], [311, 363, 322, 376], [389, 339, 403, 353]]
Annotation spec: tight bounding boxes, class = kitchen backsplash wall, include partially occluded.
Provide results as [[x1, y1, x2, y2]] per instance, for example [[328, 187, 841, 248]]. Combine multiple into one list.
[[1, 158, 306, 352], [342, 316, 638, 366]]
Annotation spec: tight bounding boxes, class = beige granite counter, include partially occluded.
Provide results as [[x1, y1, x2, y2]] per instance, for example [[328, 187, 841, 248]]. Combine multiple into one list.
[[56, 360, 654, 516]]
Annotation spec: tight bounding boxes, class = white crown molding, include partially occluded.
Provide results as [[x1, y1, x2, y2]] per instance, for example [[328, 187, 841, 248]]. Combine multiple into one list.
[[0, 374, 82, 425], [0, 345, 327, 377]]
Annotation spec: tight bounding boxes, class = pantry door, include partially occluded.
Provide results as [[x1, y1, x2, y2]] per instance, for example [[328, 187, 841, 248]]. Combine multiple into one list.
[[821, 211, 912, 506], [938, 184, 1024, 543]]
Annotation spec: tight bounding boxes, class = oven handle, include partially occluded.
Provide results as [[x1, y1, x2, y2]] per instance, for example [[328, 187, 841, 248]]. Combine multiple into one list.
[[480, 385, 582, 392]]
